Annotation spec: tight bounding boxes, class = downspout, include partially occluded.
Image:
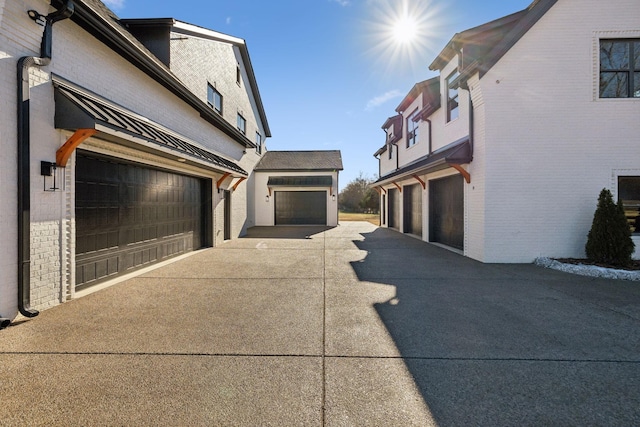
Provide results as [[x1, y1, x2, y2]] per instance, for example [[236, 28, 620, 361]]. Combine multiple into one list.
[[425, 118, 432, 155], [468, 91, 474, 158], [17, 1, 74, 318], [394, 142, 399, 171]]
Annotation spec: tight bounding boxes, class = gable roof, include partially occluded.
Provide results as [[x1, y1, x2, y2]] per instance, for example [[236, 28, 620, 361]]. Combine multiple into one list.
[[396, 77, 439, 113], [59, 0, 258, 148], [429, 0, 558, 82], [255, 151, 343, 172], [121, 18, 271, 138]]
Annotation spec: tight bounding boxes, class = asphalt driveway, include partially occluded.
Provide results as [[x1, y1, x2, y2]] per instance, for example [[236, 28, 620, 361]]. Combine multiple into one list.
[[1, 222, 639, 426]]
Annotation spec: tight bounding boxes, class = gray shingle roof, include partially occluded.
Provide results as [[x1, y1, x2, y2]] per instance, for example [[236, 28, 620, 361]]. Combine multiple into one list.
[[255, 151, 343, 171]]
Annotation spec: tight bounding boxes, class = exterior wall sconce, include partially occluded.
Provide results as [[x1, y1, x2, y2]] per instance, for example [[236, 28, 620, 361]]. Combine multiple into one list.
[[332, 194, 336, 202], [265, 195, 269, 202], [40, 161, 63, 191]]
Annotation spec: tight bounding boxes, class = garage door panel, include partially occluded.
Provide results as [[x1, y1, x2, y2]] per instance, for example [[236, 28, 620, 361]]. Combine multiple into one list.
[[275, 191, 327, 225], [429, 175, 464, 250], [403, 184, 423, 236], [76, 152, 205, 289], [388, 188, 400, 230]]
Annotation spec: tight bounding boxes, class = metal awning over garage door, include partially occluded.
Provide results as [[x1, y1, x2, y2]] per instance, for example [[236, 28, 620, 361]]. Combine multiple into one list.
[[267, 176, 333, 195], [52, 75, 247, 177], [75, 151, 210, 289], [274, 191, 327, 225]]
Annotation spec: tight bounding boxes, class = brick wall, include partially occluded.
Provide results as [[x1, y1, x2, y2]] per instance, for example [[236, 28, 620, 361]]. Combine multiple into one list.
[[168, 31, 269, 237], [1, 1, 264, 316], [0, 0, 50, 318], [479, 0, 640, 262]]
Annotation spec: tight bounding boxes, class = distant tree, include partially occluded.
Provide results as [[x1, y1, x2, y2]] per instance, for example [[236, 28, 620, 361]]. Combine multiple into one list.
[[359, 187, 380, 213], [585, 188, 635, 266], [339, 173, 379, 213]]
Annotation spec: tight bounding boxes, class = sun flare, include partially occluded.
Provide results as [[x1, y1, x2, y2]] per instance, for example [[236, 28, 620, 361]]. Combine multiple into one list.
[[392, 15, 418, 45], [362, 0, 445, 76]]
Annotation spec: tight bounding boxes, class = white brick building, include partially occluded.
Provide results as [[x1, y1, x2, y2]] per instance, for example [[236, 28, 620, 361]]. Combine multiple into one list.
[[373, 0, 640, 263], [0, 0, 270, 320]]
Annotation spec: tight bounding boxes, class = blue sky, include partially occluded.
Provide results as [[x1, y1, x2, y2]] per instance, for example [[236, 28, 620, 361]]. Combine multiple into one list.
[[107, 0, 533, 190]]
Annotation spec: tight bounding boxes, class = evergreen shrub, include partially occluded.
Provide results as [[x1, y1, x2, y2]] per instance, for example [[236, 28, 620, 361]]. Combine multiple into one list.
[[585, 188, 635, 266]]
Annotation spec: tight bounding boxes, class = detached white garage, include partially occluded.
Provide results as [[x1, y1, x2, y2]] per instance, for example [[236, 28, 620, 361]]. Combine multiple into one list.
[[254, 151, 343, 226]]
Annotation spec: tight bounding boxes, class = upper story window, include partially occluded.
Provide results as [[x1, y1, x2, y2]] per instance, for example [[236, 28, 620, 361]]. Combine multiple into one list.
[[207, 83, 222, 114], [447, 70, 460, 122], [600, 39, 640, 98], [406, 109, 419, 148], [236, 66, 242, 86], [388, 143, 393, 160], [255, 132, 262, 154], [237, 113, 246, 134]]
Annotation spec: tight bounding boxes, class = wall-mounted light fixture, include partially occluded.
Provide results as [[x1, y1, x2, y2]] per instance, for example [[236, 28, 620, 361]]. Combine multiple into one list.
[[265, 195, 270, 202], [40, 161, 62, 191], [332, 194, 336, 202]]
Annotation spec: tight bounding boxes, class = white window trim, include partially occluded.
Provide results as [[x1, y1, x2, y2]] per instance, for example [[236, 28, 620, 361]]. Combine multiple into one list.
[[593, 30, 640, 101]]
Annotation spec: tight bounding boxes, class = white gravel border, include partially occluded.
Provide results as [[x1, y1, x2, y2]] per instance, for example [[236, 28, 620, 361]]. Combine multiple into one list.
[[534, 257, 640, 281]]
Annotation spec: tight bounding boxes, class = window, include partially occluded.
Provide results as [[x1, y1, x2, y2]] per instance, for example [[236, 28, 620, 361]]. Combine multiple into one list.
[[600, 39, 640, 98], [388, 143, 393, 160], [619, 176, 640, 234], [406, 109, 419, 148], [447, 70, 460, 122], [236, 66, 241, 86], [207, 83, 222, 114], [237, 114, 246, 134], [255, 132, 262, 154]]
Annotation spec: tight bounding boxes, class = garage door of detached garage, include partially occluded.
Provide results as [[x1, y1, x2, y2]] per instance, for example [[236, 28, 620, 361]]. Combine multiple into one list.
[[429, 174, 464, 250], [75, 152, 210, 289], [274, 191, 327, 225]]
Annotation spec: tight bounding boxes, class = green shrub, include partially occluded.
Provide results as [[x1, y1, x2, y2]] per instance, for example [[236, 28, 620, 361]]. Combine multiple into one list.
[[585, 188, 635, 266]]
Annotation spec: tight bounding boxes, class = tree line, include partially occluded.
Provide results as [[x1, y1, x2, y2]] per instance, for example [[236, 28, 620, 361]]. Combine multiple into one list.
[[338, 173, 379, 213]]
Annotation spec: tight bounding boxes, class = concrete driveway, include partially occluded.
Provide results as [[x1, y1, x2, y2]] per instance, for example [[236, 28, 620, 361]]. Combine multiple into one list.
[[1, 222, 639, 426]]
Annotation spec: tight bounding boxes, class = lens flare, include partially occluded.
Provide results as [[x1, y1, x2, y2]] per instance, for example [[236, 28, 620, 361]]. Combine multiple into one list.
[[392, 14, 418, 45], [362, 0, 446, 77]]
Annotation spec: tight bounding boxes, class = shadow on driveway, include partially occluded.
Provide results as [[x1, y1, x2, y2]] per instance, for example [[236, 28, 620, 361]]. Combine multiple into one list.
[[244, 226, 333, 240], [351, 227, 640, 426]]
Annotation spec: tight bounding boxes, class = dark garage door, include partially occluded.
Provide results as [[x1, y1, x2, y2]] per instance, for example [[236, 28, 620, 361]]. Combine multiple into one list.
[[429, 174, 464, 250], [75, 152, 208, 289], [403, 184, 423, 236], [275, 191, 326, 225], [388, 188, 400, 230]]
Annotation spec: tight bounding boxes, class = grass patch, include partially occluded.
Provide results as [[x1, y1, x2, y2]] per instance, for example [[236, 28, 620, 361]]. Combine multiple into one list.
[[339, 211, 380, 226]]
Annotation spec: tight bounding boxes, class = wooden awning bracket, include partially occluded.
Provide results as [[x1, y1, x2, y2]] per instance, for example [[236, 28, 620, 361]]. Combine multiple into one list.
[[56, 128, 97, 167], [393, 182, 402, 192], [374, 187, 381, 195], [216, 172, 232, 189], [449, 164, 471, 184], [412, 175, 426, 190], [232, 177, 246, 192]]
